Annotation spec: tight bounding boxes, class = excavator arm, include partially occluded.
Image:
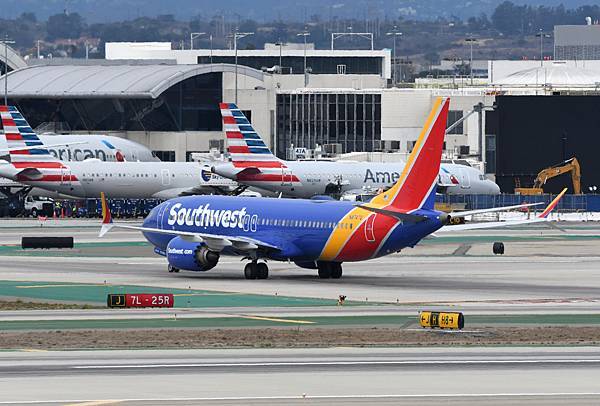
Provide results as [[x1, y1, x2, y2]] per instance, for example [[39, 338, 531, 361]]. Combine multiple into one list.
[[516, 157, 581, 195]]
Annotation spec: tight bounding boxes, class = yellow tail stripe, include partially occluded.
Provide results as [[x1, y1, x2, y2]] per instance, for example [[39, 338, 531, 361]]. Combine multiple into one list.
[[370, 97, 443, 207]]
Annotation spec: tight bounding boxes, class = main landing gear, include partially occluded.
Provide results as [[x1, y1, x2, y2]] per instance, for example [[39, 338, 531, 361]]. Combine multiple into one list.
[[317, 262, 342, 279], [168, 265, 180, 273], [244, 261, 269, 280]]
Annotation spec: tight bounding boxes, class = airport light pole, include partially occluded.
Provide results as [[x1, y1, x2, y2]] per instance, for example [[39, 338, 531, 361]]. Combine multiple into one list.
[[190, 32, 205, 50], [297, 31, 310, 87], [465, 37, 477, 85], [275, 39, 285, 72], [536, 29, 551, 66], [232, 31, 254, 104], [2, 36, 16, 106], [386, 26, 402, 86]]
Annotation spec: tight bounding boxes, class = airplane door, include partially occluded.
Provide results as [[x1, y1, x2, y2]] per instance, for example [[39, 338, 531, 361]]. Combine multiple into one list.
[[60, 168, 72, 186], [364, 214, 376, 242], [157, 202, 169, 229], [281, 168, 293, 186], [161, 169, 171, 186], [459, 167, 471, 189]]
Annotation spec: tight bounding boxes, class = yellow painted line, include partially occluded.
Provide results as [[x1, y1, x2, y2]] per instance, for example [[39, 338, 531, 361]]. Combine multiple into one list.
[[174, 292, 244, 297], [241, 315, 315, 324], [16, 284, 109, 289], [65, 401, 121, 406], [20, 348, 48, 352]]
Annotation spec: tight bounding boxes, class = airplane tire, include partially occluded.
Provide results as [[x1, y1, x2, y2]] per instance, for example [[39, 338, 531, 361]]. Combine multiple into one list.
[[317, 263, 331, 279], [257, 263, 269, 279], [168, 265, 179, 273], [330, 263, 343, 279], [244, 263, 258, 280], [493, 242, 505, 255]]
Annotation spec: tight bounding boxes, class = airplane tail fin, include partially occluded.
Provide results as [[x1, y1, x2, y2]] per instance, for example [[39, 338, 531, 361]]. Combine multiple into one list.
[[0, 105, 60, 164], [369, 97, 450, 212], [219, 103, 284, 169], [538, 188, 567, 219], [99, 192, 114, 237]]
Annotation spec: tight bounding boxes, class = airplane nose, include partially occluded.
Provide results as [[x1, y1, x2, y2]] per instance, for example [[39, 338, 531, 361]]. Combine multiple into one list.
[[490, 181, 501, 195]]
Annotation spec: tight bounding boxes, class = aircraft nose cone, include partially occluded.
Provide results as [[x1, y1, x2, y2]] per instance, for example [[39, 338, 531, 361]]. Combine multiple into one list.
[[491, 182, 501, 195]]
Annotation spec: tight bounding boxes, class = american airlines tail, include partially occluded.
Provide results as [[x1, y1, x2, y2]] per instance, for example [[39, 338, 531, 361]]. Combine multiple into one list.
[[219, 103, 283, 168], [0, 106, 67, 181], [368, 97, 450, 213]]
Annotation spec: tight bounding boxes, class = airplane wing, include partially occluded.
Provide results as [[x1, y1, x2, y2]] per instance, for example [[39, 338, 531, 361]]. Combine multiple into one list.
[[449, 202, 544, 218], [98, 193, 280, 252], [438, 188, 567, 233]]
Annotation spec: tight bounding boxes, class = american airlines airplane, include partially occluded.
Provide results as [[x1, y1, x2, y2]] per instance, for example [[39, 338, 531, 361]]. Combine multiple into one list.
[[212, 103, 500, 198], [100, 98, 562, 279], [0, 106, 239, 199], [36, 134, 158, 162]]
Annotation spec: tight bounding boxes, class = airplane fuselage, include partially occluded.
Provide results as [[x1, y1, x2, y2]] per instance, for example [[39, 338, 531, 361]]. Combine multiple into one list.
[[0, 161, 237, 199], [214, 160, 500, 198], [142, 195, 445, 264]]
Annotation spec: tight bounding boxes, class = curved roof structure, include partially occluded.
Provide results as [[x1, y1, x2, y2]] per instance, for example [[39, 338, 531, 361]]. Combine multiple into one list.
[[0, 44, 27, 72], [0, 63, 265, 98], [494, 64, 600, 87]]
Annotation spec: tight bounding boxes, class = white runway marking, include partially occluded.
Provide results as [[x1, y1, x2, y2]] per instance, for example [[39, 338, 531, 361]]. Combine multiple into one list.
[[72, 358, 600, 369], [2, 392, 600, 404]]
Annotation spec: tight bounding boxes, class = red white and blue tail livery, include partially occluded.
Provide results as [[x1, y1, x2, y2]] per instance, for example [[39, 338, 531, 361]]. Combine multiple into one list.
[[100, 98, 565, 279]]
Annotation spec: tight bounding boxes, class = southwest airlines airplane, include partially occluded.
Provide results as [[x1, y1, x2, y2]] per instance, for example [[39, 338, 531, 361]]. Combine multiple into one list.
[[0, 106, 238, 199], [100, 98, 563, 279], [212, 103, 500, 197]]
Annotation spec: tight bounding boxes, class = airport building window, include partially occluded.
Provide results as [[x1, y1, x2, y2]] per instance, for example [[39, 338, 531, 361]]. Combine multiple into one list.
[[276, 92, 381, 158], [447, 110, 464, 135], [153, 151, 176, 162]]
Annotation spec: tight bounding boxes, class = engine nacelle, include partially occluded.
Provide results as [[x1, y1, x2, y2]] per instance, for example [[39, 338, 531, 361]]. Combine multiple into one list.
[[166, 237, 220, 272]]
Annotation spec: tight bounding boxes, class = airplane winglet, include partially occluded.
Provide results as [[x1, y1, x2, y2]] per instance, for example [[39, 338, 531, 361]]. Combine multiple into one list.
[[538, 188, 567, 219], [99, 192, 114, 237]]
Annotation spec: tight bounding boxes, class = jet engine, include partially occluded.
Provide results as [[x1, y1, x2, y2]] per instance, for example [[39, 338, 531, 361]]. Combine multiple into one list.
[[166, 237, 220, 272]]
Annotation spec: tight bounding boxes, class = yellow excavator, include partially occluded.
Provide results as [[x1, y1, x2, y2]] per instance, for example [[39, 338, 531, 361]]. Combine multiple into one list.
[[515, 157, 581, 195]]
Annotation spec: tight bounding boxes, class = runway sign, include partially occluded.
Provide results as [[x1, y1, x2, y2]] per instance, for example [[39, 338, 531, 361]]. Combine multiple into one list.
[[419, 311, 464, 330], [107, 293, 174, 308]]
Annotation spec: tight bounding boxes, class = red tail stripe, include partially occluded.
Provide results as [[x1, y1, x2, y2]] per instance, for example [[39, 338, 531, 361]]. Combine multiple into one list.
[[222, 116, 237, 124], [0, 106, 8, 112], [219, 103, 229, 109], [229, 146, 251, 153], [2, 118, 16, 127], [11, 150, 31, 155], [6, 133, 23, 141], [226, 131, 244, 139]]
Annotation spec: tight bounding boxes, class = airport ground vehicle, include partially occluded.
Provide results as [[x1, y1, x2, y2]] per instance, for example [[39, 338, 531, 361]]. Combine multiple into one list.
[[515, 157, 581, 195], [100, 98, 563, 279], [23, 196, 53, 217]]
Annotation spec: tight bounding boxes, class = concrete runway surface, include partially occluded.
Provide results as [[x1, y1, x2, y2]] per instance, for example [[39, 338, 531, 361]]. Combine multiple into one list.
[[1, 220, 600, 404], [1, 347, 600, 405]]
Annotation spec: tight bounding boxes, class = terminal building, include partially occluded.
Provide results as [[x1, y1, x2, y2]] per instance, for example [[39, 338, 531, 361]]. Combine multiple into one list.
[[5, 39, 600, 193]]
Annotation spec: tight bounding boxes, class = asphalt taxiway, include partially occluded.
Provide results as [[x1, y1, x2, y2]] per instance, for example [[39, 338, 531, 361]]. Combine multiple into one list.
[[1, 347, 600, 405]]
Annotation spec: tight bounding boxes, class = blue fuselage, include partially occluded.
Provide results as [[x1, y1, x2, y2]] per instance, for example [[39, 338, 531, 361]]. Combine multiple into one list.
[[142, 195, 444, 263]]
